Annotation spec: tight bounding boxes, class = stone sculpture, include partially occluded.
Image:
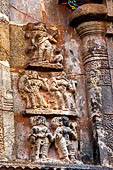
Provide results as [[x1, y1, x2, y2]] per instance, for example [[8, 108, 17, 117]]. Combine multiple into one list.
[[51, 116, 78, 162], [50, 72, 77, 110], [24, 22, 63, 69], [29, 116, 53, 161], [18, 71, 77, 112], [18, 71, 48, 109]]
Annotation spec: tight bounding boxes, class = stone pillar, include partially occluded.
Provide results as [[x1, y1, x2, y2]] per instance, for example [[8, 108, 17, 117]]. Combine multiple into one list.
[[69, 3, 111, 166], [0, 0, 15, 160], [104, 0, 113, 165], [0, 0, 9, 160]]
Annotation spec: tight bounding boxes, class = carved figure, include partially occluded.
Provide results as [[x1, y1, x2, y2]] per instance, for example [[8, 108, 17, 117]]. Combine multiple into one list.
[[50, 72, 77, 110], [29, 116, 53, 161], [51, 116, 78, 162], [18, 71, 77, 111], [18, 71, 48, 109], [25, 22, 63, 66]]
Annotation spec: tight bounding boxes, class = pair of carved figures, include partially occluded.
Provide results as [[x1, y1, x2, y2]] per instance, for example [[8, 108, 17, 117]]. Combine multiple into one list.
[[18, 71, 77, 111], [24, 22, 63, 67], [29, 116, 78, 162]]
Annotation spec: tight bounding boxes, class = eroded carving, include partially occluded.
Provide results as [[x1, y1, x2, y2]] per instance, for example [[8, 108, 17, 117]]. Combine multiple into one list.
[[50, 72, 77, 110], [24, 22, 63, 69], [29, 116, 53, 161], [51, 116, 78, 163], [18, 71, 78, 115], [18, 71, 48, 109]]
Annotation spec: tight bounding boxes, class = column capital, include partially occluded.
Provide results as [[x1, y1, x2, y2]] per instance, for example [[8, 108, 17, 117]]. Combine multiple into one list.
[[69, 4, 107, 27]]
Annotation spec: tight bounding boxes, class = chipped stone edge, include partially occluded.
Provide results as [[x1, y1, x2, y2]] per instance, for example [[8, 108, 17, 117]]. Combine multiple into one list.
[[0, 161, 112, 170], [0, 60, 10, 67], [0, 13, 9, 22]]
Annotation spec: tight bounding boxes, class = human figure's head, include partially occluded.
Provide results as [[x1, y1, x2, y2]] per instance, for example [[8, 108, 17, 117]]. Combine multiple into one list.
[[24, 22, 47, 32], [51, 117, 63, 129], [32, 71, 39, 79], [61, 116, 70, 127], [36, 116, 46, 125]]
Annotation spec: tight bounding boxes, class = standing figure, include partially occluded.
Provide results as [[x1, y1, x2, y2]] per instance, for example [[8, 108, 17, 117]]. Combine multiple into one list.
[[24, 71, 48, 109], [25, 22, 64, 66], [50, 72, 77, 110], [25, 22, 57, 62], [29, 116, 53, 161], [50, 76, 65, 110], [51, 116, 78, 162]]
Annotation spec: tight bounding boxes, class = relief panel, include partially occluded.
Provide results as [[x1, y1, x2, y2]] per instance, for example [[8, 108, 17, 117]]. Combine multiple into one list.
[[18, 70, 78, 116], [24, 22, 64, 70], [29, 115, 80, 164]]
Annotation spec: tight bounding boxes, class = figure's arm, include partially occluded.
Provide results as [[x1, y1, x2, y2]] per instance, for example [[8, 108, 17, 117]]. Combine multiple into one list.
[[54, 127, 63, 140], [69, 129, 78, 140], [48, 34, 57, 44], [41, 79, 49, 91], [68, 83, 75, 93], [28, 128, 36, 144], [24, 86, 30, 92], [50, 83, 58, 91], [46, 129, 54, 142]]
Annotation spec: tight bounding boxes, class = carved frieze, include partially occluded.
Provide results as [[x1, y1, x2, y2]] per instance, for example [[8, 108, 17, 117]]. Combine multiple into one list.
[[18, 71, 78, 116], [29, 116, 79, 163], [24, 22, 64, 70], [85, 61, 111, 89]]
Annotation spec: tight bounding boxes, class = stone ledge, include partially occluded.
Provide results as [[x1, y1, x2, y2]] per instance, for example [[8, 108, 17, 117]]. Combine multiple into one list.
[[69, 4, 107, 27], [0, 161, 112, 170], [25, 109, 79, 117]]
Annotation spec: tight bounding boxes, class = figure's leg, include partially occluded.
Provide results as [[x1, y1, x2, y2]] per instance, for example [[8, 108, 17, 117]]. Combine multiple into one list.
[[29, 93, 37, 109], [56, 91, 65, 110], [68, 143, 76, 161], [26, 94, 31, 108], [47, 45, 54, 62], [37, 93, 48, 108], [30, 144, 36, 161], [63, 93, 76, 110], [55, 138, 69, 161], [41, 139, 49, 159], [35, 140, 41, 161], [63, 93, 70, 109], [38, 47, 44, 61]]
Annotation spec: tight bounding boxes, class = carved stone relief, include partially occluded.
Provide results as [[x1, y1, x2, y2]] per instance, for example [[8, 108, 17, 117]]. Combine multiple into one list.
[[51, 116, 78, 163], [24, 22, 64, 70], [29, 116, 79, 164], [18, 70, 78, 116], [29, 116, 53, 161], [103, 114, 113, 153]]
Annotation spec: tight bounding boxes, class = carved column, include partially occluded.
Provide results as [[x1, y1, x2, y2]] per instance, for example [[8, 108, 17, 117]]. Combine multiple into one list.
[[104, 0, 113, 165], [69, 3, 111, 165]]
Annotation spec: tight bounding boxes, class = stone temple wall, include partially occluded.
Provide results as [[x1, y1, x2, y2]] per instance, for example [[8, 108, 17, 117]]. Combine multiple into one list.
[[0, 0, 113, 170]]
